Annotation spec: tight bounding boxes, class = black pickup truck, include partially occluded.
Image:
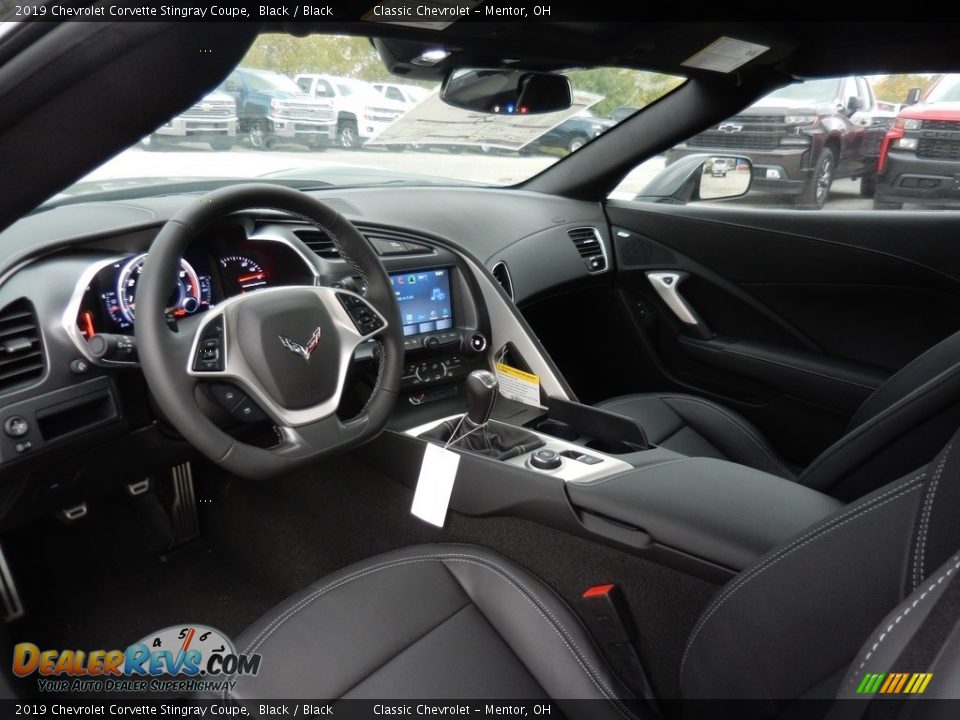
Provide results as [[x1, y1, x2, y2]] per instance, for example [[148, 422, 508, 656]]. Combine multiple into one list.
[[666, 77, 894, 208]]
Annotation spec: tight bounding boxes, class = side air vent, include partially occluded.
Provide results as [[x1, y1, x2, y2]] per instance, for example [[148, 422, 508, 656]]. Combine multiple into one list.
[[293, 229, 340, 259], [568, 227, 608, 274], [491, 262, 514, 300], [0, 299, 44, 394], [293, 224, 435, 259]]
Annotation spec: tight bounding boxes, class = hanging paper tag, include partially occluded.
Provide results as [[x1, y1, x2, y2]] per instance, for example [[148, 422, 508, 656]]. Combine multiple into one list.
[[411, 442, 460, 527]]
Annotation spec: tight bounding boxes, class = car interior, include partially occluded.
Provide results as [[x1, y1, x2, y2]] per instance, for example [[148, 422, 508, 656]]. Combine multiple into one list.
[[2, 17, 960, 717]]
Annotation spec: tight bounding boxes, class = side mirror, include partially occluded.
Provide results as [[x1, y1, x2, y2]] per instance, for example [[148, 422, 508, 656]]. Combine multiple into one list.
[[905, 87, 922, 106], [636, 154, 752, 204], [440, 68, 572, 114], [846, 96, 864, 113], [699, 156, 752, 200]]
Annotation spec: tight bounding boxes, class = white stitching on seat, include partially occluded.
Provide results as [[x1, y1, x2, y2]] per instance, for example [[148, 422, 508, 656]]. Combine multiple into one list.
[[678, 471, 927, 685], [912, 441, 955, 589], [232, 552, 637, 719], [851, 552, 960, 682]]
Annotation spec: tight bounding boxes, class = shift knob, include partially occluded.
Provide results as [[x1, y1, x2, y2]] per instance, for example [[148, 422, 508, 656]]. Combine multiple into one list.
[[465, 370, 499, 427]]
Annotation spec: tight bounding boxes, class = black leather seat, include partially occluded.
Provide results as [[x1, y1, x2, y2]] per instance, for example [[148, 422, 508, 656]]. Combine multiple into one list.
[[231, 429, 960, 711], [597, 329, 960, 499]]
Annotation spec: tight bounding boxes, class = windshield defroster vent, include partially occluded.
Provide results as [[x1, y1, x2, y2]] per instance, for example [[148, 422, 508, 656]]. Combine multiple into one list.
[[491, 262, 514, 300], [0, 299, 44, 394], [568, 227, 608, 274]]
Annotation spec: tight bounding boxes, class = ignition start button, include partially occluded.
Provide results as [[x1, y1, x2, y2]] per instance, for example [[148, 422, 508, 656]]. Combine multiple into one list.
[[3, 416, 29, 438]]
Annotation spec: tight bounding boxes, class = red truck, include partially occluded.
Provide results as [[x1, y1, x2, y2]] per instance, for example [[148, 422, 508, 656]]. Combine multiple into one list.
[[875, 74, 960, 209]]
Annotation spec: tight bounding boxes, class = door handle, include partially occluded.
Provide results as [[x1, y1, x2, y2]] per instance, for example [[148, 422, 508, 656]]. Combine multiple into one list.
[[646, 271, 702, 326]]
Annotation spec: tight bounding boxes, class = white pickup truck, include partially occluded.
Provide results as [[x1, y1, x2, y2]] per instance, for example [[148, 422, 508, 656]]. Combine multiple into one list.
[[142, 88, 237, 151], [294, 74, 407, 149]]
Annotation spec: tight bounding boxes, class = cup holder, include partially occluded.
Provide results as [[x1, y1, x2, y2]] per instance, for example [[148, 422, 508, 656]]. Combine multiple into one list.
[[534, 420, 581, 442]]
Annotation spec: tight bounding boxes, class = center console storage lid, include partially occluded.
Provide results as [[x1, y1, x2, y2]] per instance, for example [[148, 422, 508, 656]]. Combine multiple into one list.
[[566, 457, 843, 571]]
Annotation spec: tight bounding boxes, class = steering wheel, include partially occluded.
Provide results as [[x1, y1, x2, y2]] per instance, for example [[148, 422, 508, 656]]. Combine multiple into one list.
[[135, 184, 402, 479]]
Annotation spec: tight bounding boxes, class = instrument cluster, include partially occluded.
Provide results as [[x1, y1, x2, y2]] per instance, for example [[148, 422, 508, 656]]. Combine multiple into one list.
[[74, 234, 314, 339]]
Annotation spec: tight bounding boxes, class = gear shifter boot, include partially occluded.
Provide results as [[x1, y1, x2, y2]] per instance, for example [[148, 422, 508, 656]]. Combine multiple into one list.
[[421, 419, 545, 461]]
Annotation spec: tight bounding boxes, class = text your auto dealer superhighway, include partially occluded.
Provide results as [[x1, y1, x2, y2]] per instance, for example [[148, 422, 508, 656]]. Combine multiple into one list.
[[47, 5, 250, 17]]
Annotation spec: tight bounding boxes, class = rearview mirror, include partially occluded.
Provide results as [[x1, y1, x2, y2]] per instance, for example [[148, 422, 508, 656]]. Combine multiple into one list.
[[699, 156, 752, 200], [905, 87, 922, 106], [440, 68, 572, 115]]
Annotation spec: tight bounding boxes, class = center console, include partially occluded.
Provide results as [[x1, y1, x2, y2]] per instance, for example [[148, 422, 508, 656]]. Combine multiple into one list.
[[363, 244, 844, 585]]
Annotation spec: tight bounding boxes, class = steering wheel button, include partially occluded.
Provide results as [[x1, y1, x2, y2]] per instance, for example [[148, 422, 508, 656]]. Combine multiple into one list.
[[211, 384, 244, 411], [232, 397, 266, 422]]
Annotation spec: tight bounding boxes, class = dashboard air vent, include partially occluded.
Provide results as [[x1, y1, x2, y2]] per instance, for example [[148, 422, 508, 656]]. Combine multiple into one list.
[[491, 262, 514, 300], [293, 229, 340, 259], [568, 227, 608, 274], [0, 299, 44, 394], [293, 224, 435, 259]]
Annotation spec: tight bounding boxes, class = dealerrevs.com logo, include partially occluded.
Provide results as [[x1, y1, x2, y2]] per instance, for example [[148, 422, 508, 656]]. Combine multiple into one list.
[[12, 624, 261, 694]]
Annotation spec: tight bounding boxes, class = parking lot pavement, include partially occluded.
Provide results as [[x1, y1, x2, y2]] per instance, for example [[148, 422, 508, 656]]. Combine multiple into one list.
[[80, 144, 875, 211]]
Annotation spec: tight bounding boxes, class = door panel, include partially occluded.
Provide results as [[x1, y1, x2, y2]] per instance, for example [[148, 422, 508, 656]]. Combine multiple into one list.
[[600, 203, 960, 464]]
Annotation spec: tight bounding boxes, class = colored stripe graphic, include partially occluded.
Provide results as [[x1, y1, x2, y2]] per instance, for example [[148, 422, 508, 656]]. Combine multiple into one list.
[[858, 672, 933, 694]]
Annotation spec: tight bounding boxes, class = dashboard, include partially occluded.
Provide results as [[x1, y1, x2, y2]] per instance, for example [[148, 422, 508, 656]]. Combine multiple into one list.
[[0, 185, 610, 507]]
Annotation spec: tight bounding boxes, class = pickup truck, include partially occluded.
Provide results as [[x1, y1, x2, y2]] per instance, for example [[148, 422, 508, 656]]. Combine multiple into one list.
[[874, 74, 960, 209], [666, 76, 893, 208], [141, 88, 237, 151], [295, 74, 407, 149], [221, 68, 335, 150]]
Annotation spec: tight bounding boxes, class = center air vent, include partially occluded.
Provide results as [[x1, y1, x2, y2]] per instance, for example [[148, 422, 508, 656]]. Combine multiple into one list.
[[491, 262, 514, 300], [293, 224, 434, 259], [293, 229, 340, 259], [0, 299, 44, 394], [568, 227, 608, 274]]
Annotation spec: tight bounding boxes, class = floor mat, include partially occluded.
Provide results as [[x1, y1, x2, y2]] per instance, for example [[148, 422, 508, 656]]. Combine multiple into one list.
[[3, 451, 718, 699]]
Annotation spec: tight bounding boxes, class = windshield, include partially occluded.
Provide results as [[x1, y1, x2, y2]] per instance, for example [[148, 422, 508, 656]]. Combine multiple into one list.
[[241, 70, 303, 94], [926, 74, 960, 103], [760, 78, 840, 104], [57, 33, 683, 203]]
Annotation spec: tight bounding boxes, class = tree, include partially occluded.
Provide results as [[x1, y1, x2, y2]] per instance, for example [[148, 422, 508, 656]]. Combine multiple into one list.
[[872, 74, 936, 104], [241, 34, 435, 87], [567, 68, 683, 116]]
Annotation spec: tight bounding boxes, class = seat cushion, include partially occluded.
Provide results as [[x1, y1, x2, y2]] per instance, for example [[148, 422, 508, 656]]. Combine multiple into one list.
[[228, 544, 642, 717], [596, 394, 796, 480]]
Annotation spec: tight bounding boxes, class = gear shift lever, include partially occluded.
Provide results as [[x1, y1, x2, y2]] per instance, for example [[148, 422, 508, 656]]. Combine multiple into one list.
[[464, 370, 499, 428], [421, 368, 543, 459]]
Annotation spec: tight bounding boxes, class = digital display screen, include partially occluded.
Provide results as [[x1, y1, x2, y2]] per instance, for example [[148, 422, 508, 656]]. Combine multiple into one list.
[[389, 267, 454, 337]]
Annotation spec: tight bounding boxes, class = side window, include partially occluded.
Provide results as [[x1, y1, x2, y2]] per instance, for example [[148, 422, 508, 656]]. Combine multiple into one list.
[[613, 74, 946, 212], [296, 77, 312, 93], [856, 77, 871, 109], [386, 87, 404, 102], [313, 79, 334, 98]]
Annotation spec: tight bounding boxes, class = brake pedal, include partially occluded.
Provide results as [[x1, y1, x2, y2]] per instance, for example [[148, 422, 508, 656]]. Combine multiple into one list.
[[0, 543, 24, 621]]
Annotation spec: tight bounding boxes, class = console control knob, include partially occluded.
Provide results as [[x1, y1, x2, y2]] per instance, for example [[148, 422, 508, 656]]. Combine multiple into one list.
[[529, 448, 562, 470], [3, 416, 29, 438], [425, 335, 440, 349]]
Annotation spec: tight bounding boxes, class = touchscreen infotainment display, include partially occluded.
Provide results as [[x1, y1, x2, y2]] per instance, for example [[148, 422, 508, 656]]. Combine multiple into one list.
[[389, 267, 454, 337]]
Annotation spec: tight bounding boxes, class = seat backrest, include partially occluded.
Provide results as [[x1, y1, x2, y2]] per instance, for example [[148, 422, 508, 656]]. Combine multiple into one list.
[[681, 430, 960, 708], [798, 329, 960, 500]]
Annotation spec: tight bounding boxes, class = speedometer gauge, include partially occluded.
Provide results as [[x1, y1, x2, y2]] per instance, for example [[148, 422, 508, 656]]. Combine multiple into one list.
[[219, 255, 268, 293], [116, 254, 211, 322]]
